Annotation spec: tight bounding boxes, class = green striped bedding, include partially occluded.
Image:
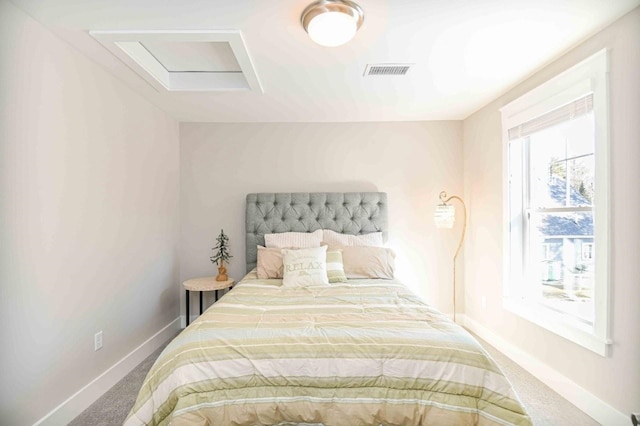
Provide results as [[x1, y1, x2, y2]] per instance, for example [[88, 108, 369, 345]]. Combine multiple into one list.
[[125, 271, 531, 425]]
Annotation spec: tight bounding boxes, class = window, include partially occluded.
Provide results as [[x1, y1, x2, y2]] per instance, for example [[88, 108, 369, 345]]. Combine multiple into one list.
[[501, 50, 610, 356]]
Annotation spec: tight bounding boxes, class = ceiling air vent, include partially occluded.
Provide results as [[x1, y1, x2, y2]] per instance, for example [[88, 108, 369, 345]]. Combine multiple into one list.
[[364, 63, 414, 76]]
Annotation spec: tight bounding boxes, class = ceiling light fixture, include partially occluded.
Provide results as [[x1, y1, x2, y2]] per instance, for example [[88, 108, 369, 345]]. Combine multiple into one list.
[[301, 0, 364, 47]]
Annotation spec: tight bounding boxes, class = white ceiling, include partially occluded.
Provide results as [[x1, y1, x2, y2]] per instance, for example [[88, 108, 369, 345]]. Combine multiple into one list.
[[11, 0, 639, 122]]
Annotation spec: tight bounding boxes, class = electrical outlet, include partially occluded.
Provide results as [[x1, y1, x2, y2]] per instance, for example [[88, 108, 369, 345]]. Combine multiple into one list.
[[481, 296, 487, 309], [94, 331, 103, 351]]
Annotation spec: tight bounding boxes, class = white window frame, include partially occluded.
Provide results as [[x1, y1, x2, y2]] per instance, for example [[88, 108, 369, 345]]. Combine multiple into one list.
[[500, 49, 611, 356]]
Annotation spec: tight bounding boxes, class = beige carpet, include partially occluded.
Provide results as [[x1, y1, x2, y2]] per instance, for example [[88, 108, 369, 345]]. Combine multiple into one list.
[[70, 331, 599, 425], [471, 333, 599, 426]]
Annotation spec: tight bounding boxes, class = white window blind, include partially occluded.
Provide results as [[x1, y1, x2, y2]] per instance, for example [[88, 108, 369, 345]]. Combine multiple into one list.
[[508, 94, 593, 141]]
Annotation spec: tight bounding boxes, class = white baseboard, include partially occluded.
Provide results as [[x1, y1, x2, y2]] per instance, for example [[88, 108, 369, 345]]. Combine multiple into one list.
[[34, 317, 181, 426], [459, 314, 628, 426]]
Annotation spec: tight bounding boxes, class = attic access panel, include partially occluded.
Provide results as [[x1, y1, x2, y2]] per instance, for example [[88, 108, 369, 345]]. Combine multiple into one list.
[[90, 31, 262, 92], [141, 41, 242, 72]]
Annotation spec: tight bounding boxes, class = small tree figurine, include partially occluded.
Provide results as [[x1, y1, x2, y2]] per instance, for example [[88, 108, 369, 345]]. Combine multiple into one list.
[[210, 229, 232, 281]]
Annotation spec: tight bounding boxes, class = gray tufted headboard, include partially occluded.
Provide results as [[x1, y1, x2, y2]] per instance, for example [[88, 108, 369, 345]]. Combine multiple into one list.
[[245, 192, 388, 272]]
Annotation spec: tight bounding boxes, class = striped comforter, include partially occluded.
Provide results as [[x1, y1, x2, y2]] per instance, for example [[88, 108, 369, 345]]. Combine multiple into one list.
[[125, 272, 531, 425]]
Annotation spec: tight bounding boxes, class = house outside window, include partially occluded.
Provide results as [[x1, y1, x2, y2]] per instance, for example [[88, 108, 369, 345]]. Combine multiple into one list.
[[500, 50, 610, 356], [582, 243, 594, 260]]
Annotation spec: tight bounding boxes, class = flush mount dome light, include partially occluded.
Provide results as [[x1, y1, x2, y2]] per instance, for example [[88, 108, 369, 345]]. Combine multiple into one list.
[[301, 0, 364, 47]]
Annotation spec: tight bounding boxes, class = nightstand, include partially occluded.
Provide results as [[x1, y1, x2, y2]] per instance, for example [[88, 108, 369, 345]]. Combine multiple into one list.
[[183, 277, 234, 326]]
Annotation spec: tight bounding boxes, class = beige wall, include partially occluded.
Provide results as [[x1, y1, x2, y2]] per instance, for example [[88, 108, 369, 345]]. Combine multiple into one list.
[[180, 121, 464, 313], [462, 7, 640, 416], [0, 2, 180, 424]]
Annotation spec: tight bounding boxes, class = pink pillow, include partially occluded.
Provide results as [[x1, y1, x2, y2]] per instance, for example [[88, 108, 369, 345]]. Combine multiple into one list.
[[256, 246, 284, 279], [336, 246, 396, 279]]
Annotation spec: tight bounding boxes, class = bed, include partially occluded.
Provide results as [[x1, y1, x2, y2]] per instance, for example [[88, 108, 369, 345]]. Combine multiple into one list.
[[125, 192, 531, 426]]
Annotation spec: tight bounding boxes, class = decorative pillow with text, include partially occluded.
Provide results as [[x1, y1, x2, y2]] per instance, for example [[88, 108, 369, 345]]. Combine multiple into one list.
[[282, 246, 329, 287]]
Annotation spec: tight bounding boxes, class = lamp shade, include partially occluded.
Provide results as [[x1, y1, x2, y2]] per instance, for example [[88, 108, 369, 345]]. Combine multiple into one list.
[[301, 0, 364, 47], [434, 204, 456, 229]]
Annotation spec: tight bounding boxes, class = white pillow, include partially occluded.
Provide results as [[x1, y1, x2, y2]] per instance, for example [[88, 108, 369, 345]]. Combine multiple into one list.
[[322, 229, 384, 247], [282, 246, 329, 287], [265, 229, 323, 248]]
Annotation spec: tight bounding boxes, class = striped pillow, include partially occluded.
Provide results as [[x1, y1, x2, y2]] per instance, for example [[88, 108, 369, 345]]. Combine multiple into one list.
[[322, 229, 384, 247], [265, 229, 323, 249], [326, 249, 347, 283]]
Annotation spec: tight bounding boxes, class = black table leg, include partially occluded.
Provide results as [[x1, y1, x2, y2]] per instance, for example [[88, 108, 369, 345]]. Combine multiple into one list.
[[186, 289, 190, 326], [215, 289, 219, 302], [199, 291, 203, 314]]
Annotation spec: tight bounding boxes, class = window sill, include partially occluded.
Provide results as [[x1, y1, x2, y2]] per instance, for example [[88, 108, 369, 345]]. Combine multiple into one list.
[[503, 298, 610, 356]]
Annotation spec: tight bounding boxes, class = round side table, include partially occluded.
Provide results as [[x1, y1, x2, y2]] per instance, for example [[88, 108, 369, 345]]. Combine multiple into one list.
[[183, 277, 234, 326]]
